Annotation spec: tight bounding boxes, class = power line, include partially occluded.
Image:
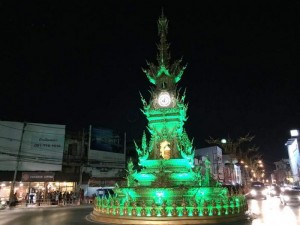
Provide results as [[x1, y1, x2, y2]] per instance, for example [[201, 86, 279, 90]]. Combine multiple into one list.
[[0, 121, 65, 129], [0, 122, 65, 135]]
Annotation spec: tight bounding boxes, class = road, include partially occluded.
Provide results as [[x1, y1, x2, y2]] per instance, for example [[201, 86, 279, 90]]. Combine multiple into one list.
[[0, 197, 299, 225], [248, 196, 300, 225], [0, 205, 95, 225]]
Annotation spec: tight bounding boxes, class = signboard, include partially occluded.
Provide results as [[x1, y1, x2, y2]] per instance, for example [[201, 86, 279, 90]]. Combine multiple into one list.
[[287, 138, 300, 183], [0, 121, 65, 171], [88, 126, 125, 168], [22, 172, 55, 182]]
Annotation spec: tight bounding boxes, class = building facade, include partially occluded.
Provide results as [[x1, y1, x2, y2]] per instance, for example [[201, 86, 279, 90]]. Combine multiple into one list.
[[285, 133, 300, 185], [272, 159, 292, 185], [195, 146, 224, 183], [0, 122, 125, 204]]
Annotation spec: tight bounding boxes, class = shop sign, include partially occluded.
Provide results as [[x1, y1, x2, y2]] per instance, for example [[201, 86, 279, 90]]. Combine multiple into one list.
[[22, 172, 55, 182]]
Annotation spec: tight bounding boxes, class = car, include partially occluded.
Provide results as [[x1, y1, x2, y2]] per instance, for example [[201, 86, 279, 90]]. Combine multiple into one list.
[[249, 182, 267, 199], [291, 186, 300, 192], [96, 187, 115, 198], [280, 189, 300, 205]]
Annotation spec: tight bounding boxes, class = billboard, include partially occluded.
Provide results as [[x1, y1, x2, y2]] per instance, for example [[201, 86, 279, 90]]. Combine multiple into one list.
[[0, 121, 65, 171], [287, 138, 300, 183], [88, 126, 125, 168]]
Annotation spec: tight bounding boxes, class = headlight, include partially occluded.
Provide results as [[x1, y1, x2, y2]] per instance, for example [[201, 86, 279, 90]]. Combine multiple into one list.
[[283, 195, 290, 201], [0, 200, 5, 205], [251, 190, 257, 196]]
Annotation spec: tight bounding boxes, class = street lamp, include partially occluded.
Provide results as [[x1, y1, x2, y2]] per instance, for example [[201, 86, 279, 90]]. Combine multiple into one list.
[[290, 129, 299, 137]]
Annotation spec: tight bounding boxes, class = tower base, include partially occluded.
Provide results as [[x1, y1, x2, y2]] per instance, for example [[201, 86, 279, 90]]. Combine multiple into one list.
[[89, 210, 249, 225]]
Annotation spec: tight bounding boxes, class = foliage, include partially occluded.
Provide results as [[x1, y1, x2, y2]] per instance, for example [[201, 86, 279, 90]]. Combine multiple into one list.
[[206, 134, 264, 182]]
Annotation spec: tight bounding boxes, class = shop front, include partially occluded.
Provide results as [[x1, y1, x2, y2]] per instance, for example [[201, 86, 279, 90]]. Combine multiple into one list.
[[0, 172, 77, 205]]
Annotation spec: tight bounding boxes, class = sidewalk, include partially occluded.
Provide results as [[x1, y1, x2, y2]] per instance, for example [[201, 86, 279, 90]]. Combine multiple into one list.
[[3, 202, 93, 211]]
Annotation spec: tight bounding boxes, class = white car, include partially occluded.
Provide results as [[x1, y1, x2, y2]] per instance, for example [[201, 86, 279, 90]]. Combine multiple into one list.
[[280, 189, 300, 205]]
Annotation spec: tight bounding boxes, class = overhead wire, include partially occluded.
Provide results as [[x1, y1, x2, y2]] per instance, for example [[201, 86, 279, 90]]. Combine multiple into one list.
[[0, 122, 65, 136]]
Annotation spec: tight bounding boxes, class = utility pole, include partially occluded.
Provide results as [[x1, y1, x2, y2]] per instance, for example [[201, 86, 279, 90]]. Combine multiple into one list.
[[77, 128, 85, 204], [9, 122, 26, 206], [124, 132, 126, 165]]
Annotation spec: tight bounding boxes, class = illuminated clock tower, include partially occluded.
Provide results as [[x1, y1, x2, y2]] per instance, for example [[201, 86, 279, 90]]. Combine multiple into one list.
[[91, 12, 248, 223], [134, 12, 195, 186]]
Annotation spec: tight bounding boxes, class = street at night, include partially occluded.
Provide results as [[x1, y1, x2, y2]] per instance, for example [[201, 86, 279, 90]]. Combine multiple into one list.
[[1, 1, 300, 225], [0, 197, 300, 225]]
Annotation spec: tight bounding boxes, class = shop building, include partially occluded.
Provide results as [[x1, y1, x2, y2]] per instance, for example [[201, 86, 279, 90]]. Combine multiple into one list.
[[0, 122, 127, 204], [0, 121, 88, 204]]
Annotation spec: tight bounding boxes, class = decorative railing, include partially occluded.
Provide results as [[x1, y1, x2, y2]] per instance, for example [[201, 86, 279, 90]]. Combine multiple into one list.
[[94, 195, 248, 217]]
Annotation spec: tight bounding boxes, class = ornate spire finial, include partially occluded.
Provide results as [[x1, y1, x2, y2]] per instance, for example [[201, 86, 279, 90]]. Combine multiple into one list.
[[157, 10, 170, 67], [158, 8, 167, 36]]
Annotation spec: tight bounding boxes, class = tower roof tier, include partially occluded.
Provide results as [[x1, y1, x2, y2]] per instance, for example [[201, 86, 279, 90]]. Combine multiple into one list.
[[142, 12, 187, 87]]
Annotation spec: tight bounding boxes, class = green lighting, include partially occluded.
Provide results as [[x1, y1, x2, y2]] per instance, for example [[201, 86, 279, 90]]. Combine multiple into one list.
[[92, 12, 248, 223]]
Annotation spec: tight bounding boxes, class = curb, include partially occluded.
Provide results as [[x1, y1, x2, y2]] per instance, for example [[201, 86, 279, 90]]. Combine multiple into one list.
[[0, 204, 93, 211]]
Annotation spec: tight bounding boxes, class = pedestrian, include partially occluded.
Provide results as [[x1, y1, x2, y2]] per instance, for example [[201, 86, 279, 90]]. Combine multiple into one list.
[[66, 192, 70, 204], [36, 192, 40, 206], [80, 189, 84, 203], [63, 192, 66, 205], [59, 192, 63, 205], [29, 193, 34, 204], [25, 193, 29, 206], [55, 192, 59, 205]]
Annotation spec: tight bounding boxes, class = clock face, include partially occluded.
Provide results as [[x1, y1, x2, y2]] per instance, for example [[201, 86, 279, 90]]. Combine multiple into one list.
[[158, 92, 171, 107]]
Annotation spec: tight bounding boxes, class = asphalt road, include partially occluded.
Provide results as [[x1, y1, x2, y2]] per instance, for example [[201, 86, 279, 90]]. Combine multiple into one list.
[[0, 205, 97, 225], [0, 204, 251, 225]]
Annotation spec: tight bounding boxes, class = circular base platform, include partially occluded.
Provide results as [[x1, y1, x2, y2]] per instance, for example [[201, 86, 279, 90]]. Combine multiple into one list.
[[89, 210, 249, 225]]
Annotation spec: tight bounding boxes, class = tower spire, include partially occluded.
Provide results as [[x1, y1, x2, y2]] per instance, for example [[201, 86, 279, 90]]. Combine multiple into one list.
[[142, 12, 187, 85], [157, 9, 170, 67]]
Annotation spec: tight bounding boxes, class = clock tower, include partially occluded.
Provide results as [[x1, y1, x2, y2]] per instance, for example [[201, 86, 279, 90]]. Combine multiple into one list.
[[91, 12, 248, 223], [138, 11, 194, 166]]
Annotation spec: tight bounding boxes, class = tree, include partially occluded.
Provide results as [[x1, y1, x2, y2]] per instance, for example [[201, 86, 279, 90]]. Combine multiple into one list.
[[206, 133, 260, 164], [206, 134, 264, 184]]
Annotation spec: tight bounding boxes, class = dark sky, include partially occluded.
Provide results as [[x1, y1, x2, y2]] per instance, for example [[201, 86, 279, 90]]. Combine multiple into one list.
[[1, 1, 300, 168]]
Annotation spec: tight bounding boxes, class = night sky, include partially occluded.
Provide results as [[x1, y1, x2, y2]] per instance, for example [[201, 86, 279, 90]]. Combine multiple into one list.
[[1, 1, 300, 170]]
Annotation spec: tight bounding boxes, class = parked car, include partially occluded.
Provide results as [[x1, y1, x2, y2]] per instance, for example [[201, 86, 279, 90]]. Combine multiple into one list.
[[96, 187, 115, 198], [280, 189, 300, 205], [249, 182, 267, 199]]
